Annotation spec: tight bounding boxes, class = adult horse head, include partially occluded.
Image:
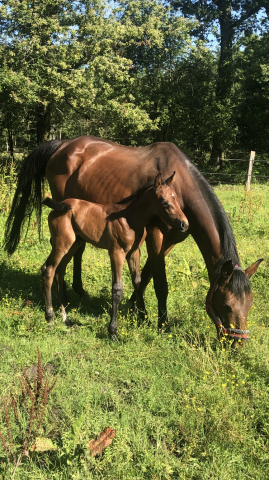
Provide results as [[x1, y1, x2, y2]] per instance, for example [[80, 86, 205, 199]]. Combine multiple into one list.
[[4, 135, 264, 340], [206, 259, 263, 344]]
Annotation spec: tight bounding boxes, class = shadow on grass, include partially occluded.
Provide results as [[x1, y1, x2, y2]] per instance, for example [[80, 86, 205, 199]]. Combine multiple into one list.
[[0, 260, 129, 320]]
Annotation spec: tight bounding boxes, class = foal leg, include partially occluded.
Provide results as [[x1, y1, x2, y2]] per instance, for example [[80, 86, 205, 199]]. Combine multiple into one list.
[[41, 257, 56, 324], [42, 252, 66, 324], [42, 226, 76, 324], [126, 250, 147, 321], [72, 241, 86, 296], [109, 249, 125, 340], [55, 241, 81, 326]]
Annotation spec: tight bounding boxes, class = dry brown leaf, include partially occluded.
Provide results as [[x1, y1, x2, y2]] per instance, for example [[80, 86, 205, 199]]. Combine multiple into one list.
[[87, 426, 116, 457]]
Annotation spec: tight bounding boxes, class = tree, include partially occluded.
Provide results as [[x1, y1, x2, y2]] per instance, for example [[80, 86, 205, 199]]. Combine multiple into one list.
[[169, 0, 269, 163], [0, 0, 158, 152]]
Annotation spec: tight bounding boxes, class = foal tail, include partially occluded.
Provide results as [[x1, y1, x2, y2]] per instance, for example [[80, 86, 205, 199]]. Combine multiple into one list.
[[42, 197, 72, 213], [4, 140, 62, 255]]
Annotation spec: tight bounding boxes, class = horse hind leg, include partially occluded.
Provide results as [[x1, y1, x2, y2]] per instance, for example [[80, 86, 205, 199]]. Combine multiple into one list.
[[42, 229, 76, 325], [72, 241, 86, 295], [55, 240, 82, 326]]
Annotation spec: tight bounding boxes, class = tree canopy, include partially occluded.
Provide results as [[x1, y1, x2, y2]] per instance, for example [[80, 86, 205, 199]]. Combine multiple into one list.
[[0, 0, 268, 161]]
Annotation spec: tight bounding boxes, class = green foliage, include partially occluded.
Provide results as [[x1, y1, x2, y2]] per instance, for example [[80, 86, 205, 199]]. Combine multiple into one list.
[[0, 0, 269, 164]]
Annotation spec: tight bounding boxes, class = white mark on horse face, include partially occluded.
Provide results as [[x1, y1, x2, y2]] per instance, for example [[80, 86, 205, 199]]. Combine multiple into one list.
[[171, 193, 175, 198]]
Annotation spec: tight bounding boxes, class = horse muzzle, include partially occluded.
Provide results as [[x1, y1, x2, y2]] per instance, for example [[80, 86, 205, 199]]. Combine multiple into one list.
[[174, 219, 189, 232]]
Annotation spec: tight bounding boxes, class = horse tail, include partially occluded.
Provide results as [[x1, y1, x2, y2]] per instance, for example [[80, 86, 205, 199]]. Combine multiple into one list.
[[42, 197, 72, 213], [4, 139, 63, 255]]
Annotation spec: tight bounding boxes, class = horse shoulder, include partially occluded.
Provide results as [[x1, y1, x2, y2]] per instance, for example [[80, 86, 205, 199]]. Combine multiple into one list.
[[106, 216, 135, 253]]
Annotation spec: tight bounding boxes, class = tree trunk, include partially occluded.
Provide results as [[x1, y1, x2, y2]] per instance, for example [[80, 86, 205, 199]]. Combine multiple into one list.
[[210, 0, 234, 165], [36, 103, 51, 144], [7, 128, 14, 160]]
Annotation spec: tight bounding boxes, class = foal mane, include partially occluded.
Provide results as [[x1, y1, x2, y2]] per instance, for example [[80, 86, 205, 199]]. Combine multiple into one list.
[[182, 154, 251, 295], [116, 180, 160, 205]]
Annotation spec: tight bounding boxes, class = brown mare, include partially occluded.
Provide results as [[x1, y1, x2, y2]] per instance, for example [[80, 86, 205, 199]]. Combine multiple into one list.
[[41, 173, 188, 337], [5, 136, 263, 343]]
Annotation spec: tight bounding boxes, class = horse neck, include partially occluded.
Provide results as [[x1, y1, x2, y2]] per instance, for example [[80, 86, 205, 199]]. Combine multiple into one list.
[[125, 189, 158, 229], [179, 175, 237, 284]]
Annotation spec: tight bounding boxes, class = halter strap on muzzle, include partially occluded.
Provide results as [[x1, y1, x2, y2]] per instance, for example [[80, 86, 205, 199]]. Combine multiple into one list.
[[206, 265, 250, 342]]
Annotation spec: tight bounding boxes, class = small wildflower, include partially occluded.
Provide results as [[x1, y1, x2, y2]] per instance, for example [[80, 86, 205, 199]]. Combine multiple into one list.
[[222, 384, 227, 388]]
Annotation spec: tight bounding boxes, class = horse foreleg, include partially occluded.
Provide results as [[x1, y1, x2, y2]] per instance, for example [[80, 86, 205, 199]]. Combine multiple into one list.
[[129, 228, 188, 311], [109, 249, 125, 340], [72, 241, 86, 296], [127, 250, 147, 321], [143, 225, 169, 329]]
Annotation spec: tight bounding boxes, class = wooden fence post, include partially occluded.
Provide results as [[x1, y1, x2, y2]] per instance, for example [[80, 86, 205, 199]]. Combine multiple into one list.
[[246, 151, 255, 191]]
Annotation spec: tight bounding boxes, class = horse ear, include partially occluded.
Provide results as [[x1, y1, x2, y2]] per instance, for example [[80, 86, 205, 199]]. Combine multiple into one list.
[[219, 260, 234, 286], [154, 173, 162, 189], [244, 258, 263, 278], [165, 171, 176, 186]]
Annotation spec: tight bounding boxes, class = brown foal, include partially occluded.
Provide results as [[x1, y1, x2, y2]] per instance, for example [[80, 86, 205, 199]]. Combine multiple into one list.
[[41, 172, 189, 338]]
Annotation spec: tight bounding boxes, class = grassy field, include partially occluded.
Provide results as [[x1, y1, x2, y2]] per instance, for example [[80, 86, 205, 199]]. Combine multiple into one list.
[[0, 171, 269, 479]]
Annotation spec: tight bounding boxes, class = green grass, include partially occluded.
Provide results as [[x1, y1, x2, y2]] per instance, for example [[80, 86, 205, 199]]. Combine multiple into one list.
[[0, 178, 269, 479]]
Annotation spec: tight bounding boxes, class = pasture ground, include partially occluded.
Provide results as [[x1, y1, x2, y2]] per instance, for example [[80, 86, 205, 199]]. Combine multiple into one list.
[[0, 173, 269, 479]]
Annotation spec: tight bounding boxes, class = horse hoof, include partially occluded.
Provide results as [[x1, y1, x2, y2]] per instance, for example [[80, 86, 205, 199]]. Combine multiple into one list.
[[110, 333, 118, 342], [158, 322, 171, 333], [72, 284, 85, 296]]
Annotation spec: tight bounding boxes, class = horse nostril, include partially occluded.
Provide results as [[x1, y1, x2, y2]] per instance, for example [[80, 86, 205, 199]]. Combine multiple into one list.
[[181, 221, 188, 232]]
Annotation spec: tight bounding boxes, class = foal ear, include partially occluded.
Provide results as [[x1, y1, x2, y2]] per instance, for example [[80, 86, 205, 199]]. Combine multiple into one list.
[[244, 258, 264, 278], [154, 173, 162, 189], [165, 171, 176, 186], [219, 260, 234, 286]]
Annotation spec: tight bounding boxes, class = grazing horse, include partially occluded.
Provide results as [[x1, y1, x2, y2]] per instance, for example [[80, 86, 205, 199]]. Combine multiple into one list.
[[41, 172, 189, 337], [4, 136, 263, 343]]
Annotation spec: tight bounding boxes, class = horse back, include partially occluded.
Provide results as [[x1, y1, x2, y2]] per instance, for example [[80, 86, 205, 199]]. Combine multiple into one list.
[[46, 136, 188, 205]]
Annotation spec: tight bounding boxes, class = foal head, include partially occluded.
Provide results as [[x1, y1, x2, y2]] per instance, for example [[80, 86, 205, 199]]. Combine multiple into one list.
[[153, 172, 189, 232], [206, 259, 263, 345]]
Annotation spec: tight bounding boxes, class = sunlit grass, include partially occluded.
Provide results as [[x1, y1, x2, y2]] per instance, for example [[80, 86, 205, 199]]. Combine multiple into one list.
[[0, 182, 269, 479]]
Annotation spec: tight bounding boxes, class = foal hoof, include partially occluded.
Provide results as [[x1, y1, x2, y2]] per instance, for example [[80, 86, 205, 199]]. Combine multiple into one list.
[[63, 316, 72, 327], [110, 333, 118, 342]]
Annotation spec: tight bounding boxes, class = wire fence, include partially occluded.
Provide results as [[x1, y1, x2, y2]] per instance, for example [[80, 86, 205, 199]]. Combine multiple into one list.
[[200, 153, 269, 185]]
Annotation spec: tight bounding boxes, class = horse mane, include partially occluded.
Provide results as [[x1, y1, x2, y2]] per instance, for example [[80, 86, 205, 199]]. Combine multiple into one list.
[[183, 154, 251, 295]]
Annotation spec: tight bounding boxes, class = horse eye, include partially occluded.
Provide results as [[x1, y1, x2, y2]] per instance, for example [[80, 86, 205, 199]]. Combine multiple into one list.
[[223, 304, 232, 312], [161, 199, 170, 208]]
